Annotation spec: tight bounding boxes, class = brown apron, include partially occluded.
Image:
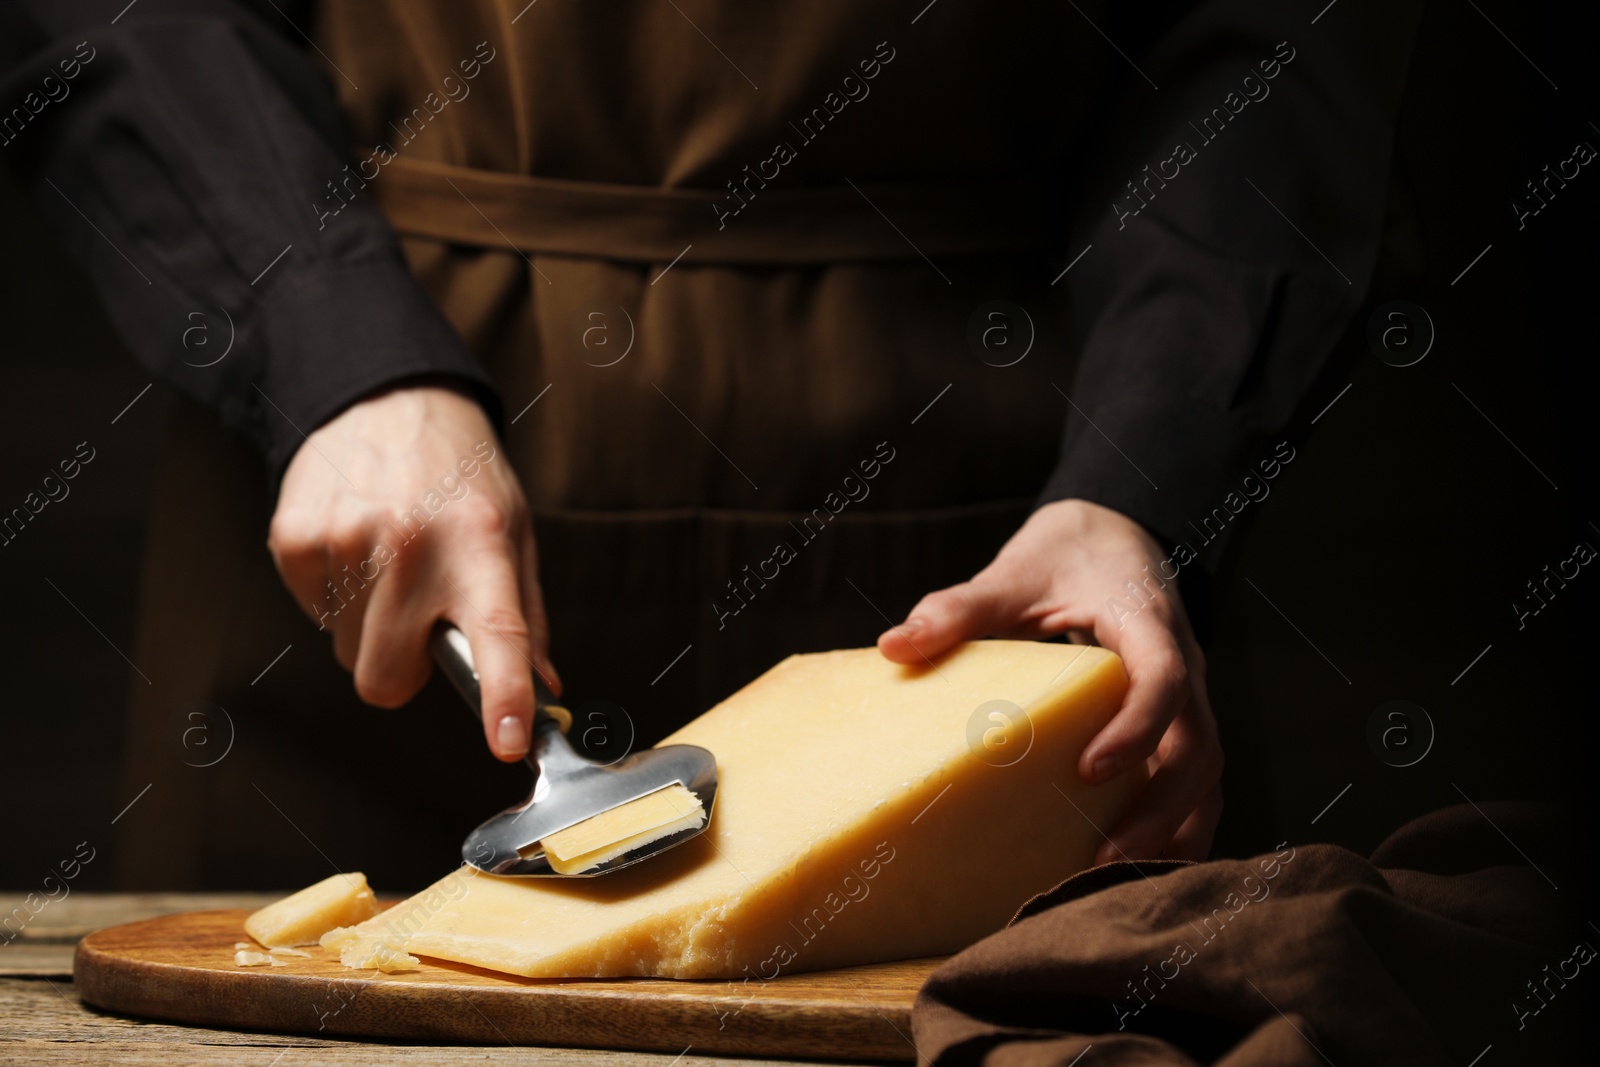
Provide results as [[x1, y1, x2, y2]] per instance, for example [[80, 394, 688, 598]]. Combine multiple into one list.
[[113, 0, 1106, 889]]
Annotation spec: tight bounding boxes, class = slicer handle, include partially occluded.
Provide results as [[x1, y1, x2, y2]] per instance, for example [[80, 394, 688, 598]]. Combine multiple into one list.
[[428, 622, 566, 733]]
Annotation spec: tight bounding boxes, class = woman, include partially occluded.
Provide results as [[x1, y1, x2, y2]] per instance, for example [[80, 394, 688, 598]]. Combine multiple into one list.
[[0, 0, 1412, 887]]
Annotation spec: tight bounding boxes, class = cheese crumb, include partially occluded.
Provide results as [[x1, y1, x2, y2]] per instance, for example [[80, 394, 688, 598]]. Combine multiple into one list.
[[233, 950, 283, 967], [324, 923, 417, 972], [338, 936, 419, 973], [319, 925, 361, 951]]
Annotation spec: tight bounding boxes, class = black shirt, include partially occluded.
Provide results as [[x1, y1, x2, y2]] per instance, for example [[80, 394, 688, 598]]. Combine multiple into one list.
[[0, 0, 1422, 547]]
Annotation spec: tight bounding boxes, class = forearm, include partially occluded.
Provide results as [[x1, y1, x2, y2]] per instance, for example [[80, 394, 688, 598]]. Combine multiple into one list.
[[1041, 0, 1425, 544], [0, 0, 499, 480]]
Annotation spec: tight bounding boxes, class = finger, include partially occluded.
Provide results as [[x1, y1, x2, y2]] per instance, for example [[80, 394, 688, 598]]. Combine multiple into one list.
[[1093, 708, 1223, 863], [351, 553, 431, 709], [1163, 664, 1223, 861], [328, 606, 363, 672], [267, 508, 338, 629], [1166, 783, 1224, 862], [877, 576, 1030, 665], [1078, 618, 1189, 784], [448, 553, 537, 763], [517, 516, 560, 695], [323, 518, 377, 673]]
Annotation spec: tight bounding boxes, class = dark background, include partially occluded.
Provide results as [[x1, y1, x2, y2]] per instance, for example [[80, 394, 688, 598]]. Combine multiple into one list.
[[1, 0, 1595, 896]]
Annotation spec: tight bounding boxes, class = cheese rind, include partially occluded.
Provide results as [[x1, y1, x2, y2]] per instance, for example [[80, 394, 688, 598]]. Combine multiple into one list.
[[244, 872, 382, 948], [356, 642, 1140, 979]]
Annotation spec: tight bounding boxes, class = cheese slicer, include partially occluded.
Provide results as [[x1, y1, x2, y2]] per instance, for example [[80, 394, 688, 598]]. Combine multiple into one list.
[[429, 622, 718, 877]]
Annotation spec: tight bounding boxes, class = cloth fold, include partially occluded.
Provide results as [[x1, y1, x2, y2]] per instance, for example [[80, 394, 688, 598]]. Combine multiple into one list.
[[913, 804, 1589, 1065]]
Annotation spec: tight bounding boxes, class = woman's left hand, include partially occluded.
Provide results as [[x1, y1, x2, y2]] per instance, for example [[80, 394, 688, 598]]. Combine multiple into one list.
[[877, 498, 1223, 864]]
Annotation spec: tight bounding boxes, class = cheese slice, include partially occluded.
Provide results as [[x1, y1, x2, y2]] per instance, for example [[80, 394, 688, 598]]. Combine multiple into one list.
[[244, 872, 382, 948], [352, 642, 1139, 979], [539, 783, 707, 874]]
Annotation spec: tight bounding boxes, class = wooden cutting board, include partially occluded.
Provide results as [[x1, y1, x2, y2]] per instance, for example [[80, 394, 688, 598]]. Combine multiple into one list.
[[74, 909, 943, 1060]]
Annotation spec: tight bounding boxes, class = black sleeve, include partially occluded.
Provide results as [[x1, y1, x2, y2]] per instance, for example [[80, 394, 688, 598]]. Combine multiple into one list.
[[0, 0, 500, 481], [1038, 0, 1425, 546]]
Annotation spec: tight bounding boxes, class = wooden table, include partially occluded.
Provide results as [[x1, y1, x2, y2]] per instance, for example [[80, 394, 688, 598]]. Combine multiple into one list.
[[1, 893, 886, 1066]]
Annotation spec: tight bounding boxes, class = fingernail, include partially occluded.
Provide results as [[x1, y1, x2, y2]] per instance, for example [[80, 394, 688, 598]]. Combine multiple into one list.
[[1091, 754, 1122, 782], [496, 715, 529, 757], [898, 618, 925, 637]]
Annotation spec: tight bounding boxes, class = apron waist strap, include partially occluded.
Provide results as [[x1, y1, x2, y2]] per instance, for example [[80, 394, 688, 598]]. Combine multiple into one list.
[[371, 155, 1057, 265]]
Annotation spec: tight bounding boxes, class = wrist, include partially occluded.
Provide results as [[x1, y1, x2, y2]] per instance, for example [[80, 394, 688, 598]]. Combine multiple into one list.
[[1034, 497, 1161, 552]]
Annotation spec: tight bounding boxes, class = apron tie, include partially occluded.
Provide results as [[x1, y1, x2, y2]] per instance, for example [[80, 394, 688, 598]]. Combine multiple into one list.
[[370, 154, 1058, 265]]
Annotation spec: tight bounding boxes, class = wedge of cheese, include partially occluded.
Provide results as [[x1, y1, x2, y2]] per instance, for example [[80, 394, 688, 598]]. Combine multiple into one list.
[[244, 872, 382, 948], [352, 641, 1138, 978]]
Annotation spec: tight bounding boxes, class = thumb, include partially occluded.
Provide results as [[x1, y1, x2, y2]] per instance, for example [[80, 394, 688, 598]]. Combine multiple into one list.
[[877, 578, 1023, 665]]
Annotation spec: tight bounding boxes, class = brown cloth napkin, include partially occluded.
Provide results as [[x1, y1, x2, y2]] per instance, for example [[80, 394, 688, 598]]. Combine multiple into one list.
[[913, 804, 1591, 1065]]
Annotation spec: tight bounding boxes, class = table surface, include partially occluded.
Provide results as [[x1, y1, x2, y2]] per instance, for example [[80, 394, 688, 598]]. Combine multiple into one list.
[[1, 892, 883, 1067]]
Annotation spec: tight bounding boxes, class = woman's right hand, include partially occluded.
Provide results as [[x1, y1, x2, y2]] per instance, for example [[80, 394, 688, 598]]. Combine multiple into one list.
[[266, 384, 557, 761]]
